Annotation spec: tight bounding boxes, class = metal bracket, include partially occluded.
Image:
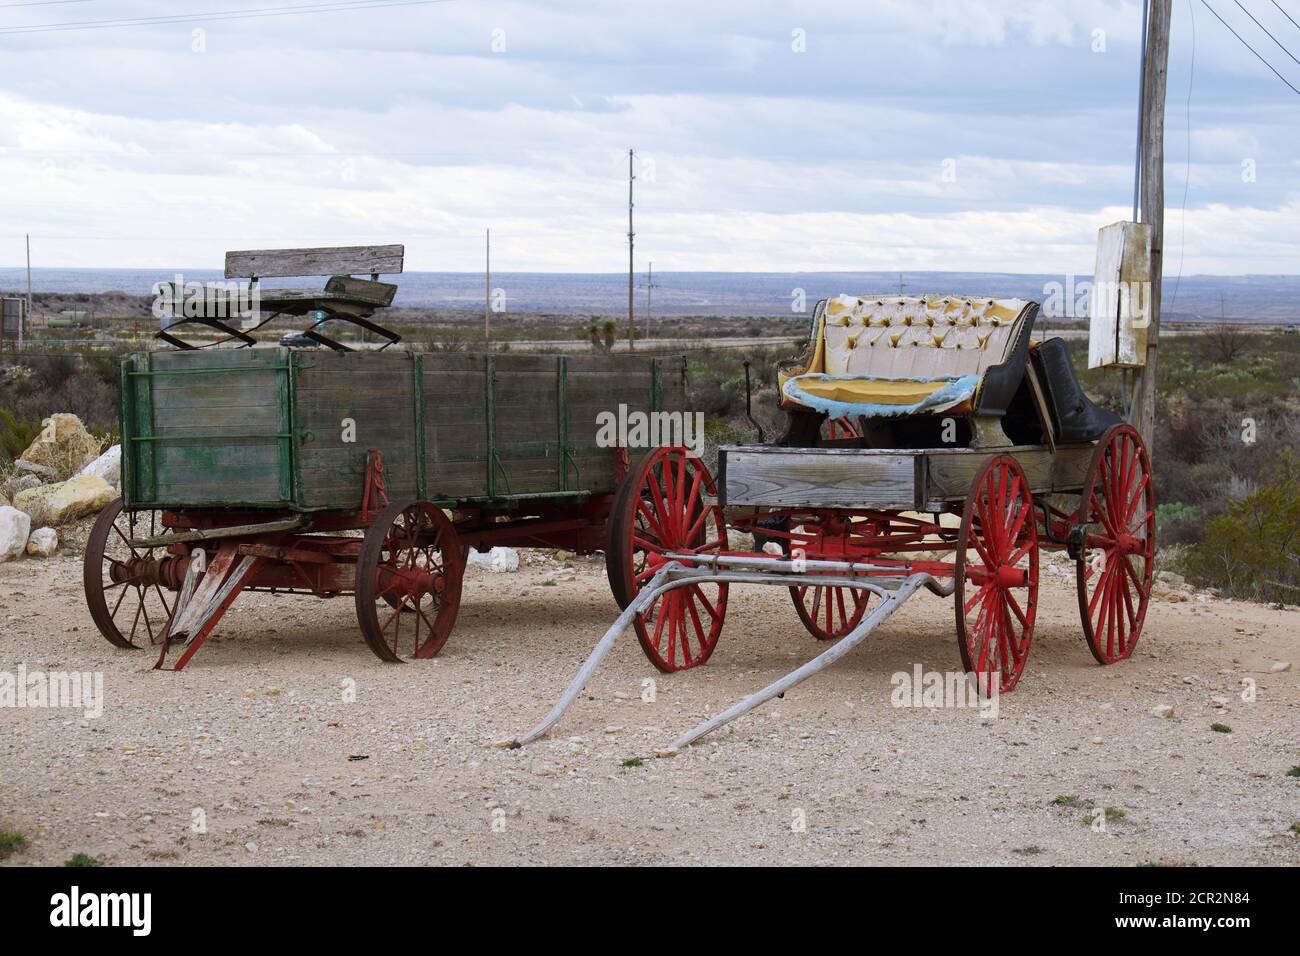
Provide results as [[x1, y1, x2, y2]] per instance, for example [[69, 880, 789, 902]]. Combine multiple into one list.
[[1066, 522, 1087, 561]]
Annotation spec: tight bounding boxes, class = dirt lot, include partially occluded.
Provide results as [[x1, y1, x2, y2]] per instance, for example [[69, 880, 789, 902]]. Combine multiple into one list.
[[1, 547, 1296, 866]]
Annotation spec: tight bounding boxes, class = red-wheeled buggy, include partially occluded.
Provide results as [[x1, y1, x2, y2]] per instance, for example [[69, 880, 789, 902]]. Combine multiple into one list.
[[511, 294, 1155, 751]]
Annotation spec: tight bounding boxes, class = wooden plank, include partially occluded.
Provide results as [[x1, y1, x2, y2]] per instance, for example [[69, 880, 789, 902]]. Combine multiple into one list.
[[721, 447, 918, 509], [1088, 221, 1150, 369], [133, 348, 290, 508], [323, 275, 398, 306], [225, 244, 404, 279], [924, 444, 1094, 502], [293, 350, 418, 509], [720, 443, 1097, 511]]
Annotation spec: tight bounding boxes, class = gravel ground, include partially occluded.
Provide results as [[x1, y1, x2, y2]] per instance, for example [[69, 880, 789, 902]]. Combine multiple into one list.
[[1, 547, 1296, 866]]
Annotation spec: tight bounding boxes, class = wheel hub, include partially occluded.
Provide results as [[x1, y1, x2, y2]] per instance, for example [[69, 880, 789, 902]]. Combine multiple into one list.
[[996, 563, 1028, 588]]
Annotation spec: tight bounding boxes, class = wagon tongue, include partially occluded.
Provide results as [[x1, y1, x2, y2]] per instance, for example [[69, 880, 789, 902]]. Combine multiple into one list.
[[503, 559, 952, 753]]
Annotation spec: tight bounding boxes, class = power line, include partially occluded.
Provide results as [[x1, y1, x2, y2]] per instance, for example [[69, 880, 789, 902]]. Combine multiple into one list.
[[0, 0, 454, 35], [1233, 0, 1300, 65], [1200, 0, 1300, 95], [1270, 0, 1300, 33], [0, 0, 95, 7]]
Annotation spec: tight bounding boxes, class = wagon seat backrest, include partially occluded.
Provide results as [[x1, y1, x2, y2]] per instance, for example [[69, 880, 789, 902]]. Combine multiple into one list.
[[224, 244, 405, 314], [779, 294, 1038, 423]]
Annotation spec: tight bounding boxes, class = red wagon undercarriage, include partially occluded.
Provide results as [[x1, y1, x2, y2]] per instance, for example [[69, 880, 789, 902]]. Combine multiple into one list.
[[511, 423, 1156, 751], [84, 449, 623, 670]]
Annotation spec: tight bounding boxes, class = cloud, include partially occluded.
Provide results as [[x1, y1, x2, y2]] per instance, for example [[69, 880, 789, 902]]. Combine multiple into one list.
[[0, 0, 1294, 273]]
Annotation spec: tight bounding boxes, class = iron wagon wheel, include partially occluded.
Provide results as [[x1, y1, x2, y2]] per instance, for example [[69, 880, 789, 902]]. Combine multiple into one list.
[[954, 455, 1039, 695], [790, 581, 870, 640], [1074, 424, 1155, 665], [605, 445, 729, 672], [779, 513, 872, 640], [83, 498, 179, 649], [355, 500, 463, 662]]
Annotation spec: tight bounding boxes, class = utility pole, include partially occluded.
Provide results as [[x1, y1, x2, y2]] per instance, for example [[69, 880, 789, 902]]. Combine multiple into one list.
[[485, 228, 491, 348], [23, 233, 31, 350], [627, 148, 635, 352], [1134, 0, 1171, 448]]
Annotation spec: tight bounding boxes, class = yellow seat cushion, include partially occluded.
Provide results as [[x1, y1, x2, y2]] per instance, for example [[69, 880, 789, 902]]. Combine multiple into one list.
[[789, 377, 950, 407]]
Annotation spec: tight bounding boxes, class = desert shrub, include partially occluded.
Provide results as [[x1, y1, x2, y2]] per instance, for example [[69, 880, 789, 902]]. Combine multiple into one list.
[[1155, 501, 1201, 546], [1181, 450, 1300, 602], [0, 408, 41, 464]]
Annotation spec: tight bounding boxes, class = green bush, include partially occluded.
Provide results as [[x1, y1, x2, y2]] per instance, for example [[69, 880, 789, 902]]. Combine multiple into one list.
[[0, 408, 41, 464], [1183, 450, 1300, 602], [1155, 501, 1201, 544]]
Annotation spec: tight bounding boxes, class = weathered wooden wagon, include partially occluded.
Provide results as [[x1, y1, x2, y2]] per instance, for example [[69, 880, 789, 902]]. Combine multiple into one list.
[[83, 245, 682, 669], [513, 294, 1156, 751]]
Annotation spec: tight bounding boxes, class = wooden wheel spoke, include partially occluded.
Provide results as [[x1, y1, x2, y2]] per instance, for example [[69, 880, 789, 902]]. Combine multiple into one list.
[[1087, 560, 1114, 617], [1005, 588, 1029, 630], [964, 579, 994, 615], [635, 499, 669, 541]]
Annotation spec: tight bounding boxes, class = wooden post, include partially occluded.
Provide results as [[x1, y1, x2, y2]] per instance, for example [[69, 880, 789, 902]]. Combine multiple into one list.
[[485, 228, 491, 348], [1134, 0, 1171, 449], [627, 148, 635, 352], [24, 233, 31, 350]]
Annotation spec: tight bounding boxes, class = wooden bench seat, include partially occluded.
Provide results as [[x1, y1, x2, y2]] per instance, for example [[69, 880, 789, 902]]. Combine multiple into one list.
[[157, 243, 404, 351]]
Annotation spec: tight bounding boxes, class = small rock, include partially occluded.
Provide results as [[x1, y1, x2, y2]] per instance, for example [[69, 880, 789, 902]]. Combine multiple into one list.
[[466, 547, 519, 573], [0, 472, 41, 502], [1270, 661, 1291, 673], [13, 459, 59, 481], [0, 506, 32, 562], [13, 474, 114, 527], [1091, 736, 1104, 745], [25, 527, 58, 557], [17, 413, 102, 480], [245, 842, 258, 853], [77, 444, 121, 490], [1151, 704, 1175, 719]]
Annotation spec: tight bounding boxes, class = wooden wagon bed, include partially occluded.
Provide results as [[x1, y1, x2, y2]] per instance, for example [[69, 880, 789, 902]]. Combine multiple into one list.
[[119, 349, 679, 513], [718, 442, 1095, 512]]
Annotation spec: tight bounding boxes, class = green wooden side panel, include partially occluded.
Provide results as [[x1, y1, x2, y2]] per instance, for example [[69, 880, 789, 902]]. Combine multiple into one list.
[[563, 354, 659, 495], [491, 354, 563, 497], [421, 353, 489, 500], [293, 350, 420, 510], [123, 348, 291, 509]]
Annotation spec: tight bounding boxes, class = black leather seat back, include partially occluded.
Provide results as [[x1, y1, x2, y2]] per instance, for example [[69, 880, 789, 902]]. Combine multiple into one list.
[[1029, 337, 1123, 443]]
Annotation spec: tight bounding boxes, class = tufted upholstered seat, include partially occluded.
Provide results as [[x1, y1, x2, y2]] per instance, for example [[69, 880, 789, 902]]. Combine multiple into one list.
[[779, 294, 1038, 421]]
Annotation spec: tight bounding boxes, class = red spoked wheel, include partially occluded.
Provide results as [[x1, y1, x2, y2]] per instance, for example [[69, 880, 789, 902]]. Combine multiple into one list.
[[355, 500, 463, 662], [954, 455, 1038, 695], [790, 582, 871, 640], [83, 498, 180, 649], [821, 416, 860, 442], [605, 445, 729, 672], [1075, 424, 1155, 664]]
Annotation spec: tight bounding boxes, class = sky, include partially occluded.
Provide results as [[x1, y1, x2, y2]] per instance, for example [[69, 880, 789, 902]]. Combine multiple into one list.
[[0, 0, 1296, 275]]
